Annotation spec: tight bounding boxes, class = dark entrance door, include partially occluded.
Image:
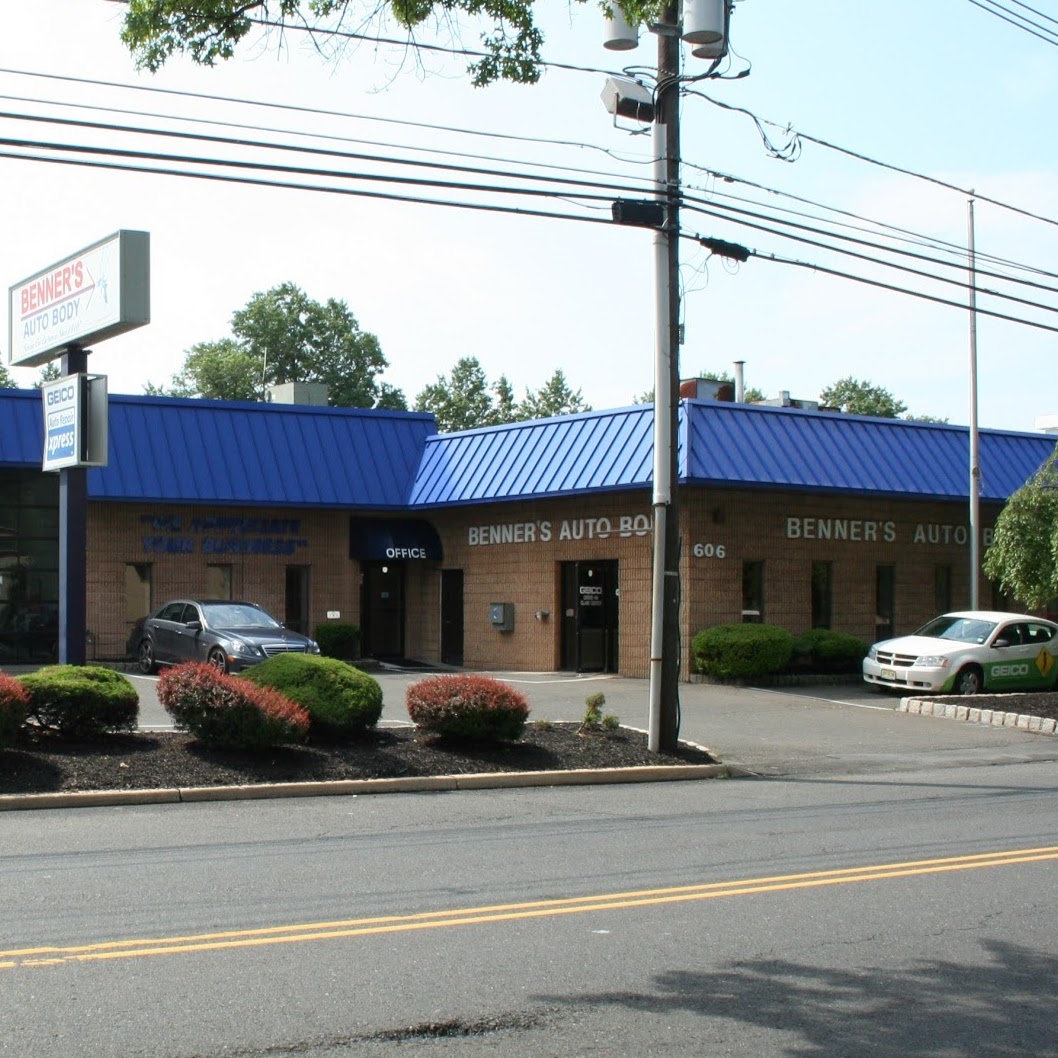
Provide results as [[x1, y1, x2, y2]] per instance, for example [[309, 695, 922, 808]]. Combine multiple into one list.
[[561, 561, 619, 673], [440, 569, 464, 666], [284, 565, 310, 634], [360, 561, 405, 659]]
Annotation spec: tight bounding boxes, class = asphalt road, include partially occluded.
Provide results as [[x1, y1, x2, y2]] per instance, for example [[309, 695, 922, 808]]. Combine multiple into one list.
[[3, 672, 1058, 1057]]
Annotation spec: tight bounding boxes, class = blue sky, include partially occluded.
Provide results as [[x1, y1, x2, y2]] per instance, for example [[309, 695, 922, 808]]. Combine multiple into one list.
[[3, 1, 1057, 431]]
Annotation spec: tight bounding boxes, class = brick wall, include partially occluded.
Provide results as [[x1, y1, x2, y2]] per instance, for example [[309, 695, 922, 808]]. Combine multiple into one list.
[[86, 488, 1001, 676], [88, 503, 359, 659]]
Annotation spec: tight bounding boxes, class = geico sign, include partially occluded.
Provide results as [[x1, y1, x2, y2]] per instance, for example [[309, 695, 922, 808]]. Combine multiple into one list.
[[45, 385, 75, 406], [991, 663, 1030, 678]]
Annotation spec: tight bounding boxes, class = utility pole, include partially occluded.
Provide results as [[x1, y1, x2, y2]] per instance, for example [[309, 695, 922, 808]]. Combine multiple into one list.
[[967, 195, 981, 609], [647, 3, 682, 753]]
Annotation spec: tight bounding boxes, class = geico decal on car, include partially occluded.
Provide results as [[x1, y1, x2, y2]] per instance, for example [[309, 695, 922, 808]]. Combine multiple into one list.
[[862, 610, 1058, 696]]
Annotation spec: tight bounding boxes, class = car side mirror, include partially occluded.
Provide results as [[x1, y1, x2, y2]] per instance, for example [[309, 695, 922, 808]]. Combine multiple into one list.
[[992, 637, 1010, 649], [186, 620, 203, 631]]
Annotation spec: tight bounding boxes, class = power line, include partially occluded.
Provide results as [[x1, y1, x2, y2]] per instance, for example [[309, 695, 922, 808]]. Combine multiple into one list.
[[6, 129, 1058, 337], [962, 0, 1058, 45], [746, 246, 1058, 335], [9, 99, 1058, 305], [687, 88, 1058, 231]]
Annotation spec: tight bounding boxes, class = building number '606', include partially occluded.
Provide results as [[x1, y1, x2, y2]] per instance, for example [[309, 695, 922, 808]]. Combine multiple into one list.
[[692, 543, 726, 558]]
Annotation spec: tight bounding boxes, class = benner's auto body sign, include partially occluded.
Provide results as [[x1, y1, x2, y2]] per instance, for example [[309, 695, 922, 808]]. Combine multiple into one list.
[[8, 230, 150, 368]]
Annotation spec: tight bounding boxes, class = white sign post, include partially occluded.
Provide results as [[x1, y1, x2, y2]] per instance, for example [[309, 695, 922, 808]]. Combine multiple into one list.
[[8, 230, 150, 368], [8, 231, 149, 667]]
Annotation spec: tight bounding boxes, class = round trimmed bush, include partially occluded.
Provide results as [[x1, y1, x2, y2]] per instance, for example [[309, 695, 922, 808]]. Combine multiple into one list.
[[692, 623, 794, 679], [240, 654, 382, 741], [406, 674, 529, 743], [0, 673, 31, 748], [158, 662, 309, 751], [791, 629, 869, 674], [18, 665, 139, 738]]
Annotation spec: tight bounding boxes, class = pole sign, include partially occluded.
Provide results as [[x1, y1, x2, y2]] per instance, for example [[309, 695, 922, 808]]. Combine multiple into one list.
[[40, 373, 108, 471], [8, 230, 150, 368]]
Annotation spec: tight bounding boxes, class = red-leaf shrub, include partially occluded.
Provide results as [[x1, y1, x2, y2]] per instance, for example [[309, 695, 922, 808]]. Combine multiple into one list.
[[0, 673, 31, 749], [158, 663, 309, 750], [406, 674, 529, 743]]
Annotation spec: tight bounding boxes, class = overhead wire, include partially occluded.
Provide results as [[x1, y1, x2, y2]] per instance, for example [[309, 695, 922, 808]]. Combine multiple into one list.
[[5, 121, 1058, 337], [961, 0, 1058, 45], [686, 87, 1058, 231]]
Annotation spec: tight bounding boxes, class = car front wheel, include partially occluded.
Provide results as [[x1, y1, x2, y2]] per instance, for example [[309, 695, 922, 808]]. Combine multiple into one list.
[[954, 665, 983, 695], [207, 647, 229, 674], [138, 639, 156, 675]]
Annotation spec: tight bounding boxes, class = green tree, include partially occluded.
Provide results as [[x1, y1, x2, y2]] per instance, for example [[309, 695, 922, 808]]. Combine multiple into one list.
[[158, 339, 262, 401], [983, 448, 1058, 609], [0, 362, 14, 388], [414, 357, 516, 432], [33, 363, 62, 389], [148, 283, 406, 408], [517, 369, 590, 420], [119, 0, 661, 86], [819, 377, 907, 418]]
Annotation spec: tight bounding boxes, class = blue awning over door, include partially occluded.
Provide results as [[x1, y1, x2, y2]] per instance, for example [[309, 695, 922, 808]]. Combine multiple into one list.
[[349, 518, 443, 561]]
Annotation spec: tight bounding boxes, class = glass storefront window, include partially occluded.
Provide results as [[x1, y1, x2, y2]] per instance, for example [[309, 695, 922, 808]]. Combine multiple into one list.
[[0, 471, 59, 664]]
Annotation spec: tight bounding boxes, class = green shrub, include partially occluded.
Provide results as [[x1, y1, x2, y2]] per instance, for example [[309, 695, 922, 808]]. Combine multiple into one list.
[[791, 629, 869, 674], [406, 674, 529, 743], [580, 692, 619, 734], [314, 622, 361, 660], [0, 673, 31, 748], [158, 662, 309, 751], [692, 623, 794, 679], [241, 653, 382, 741], [18, 665, 139, 738]]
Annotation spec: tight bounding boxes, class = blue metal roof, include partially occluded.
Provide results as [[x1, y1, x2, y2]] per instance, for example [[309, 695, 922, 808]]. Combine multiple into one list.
[[0, 388, 436, 509], [683, 401, 1057, 501], [409, 405, 656, 507], [0, 387, 45, 466], [2, 388, 1055, 508]]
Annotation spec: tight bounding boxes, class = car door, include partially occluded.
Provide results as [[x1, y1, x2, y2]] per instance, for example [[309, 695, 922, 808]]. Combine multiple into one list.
[[151, 601, 188, 665], [1021, 621, 1058, 688], [985, 622, 1043, 691], [171, 602, 205, 665]]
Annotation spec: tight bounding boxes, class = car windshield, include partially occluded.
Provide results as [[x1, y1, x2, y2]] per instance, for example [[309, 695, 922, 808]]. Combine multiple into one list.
[[200, 603, 280, 629], [914, 615, 997, 644]]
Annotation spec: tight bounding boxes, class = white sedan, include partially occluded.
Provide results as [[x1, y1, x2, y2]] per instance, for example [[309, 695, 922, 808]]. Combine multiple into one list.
[[862, 610, 1058, 695]]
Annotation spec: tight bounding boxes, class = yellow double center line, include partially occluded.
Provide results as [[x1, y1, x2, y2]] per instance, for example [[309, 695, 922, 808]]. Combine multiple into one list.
[[4, 845, 1057, 970]]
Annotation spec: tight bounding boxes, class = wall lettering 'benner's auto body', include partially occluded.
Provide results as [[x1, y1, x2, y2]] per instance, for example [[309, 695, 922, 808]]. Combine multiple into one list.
[[467, 514, 652, 546]]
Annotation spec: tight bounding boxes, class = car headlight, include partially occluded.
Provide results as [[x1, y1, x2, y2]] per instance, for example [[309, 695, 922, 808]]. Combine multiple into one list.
[[867, 646, 878, 661], [307, 641, 321, 654], [226, 640, 263, 657], [915, 655, 950, 668]]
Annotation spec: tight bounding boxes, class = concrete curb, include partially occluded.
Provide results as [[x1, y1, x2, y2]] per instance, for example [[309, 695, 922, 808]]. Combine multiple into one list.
[[898, 697, 1058, 735], [0, 763, 735, 812]]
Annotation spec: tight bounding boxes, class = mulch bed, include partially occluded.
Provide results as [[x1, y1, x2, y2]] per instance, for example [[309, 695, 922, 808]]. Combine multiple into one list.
[[0, 723, 718, 796]]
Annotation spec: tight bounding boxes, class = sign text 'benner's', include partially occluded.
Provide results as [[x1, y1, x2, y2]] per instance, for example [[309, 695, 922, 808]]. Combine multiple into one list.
[[468, 514, 652, 546]]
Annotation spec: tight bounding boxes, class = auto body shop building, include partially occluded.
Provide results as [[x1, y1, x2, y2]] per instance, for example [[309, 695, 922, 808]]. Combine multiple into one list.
[[0, 385, 1054, 676]]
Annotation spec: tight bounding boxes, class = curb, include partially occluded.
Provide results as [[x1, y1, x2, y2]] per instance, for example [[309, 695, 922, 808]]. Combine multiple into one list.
[[0, 763, 735, 812], [898, 697, 1058, 735]]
